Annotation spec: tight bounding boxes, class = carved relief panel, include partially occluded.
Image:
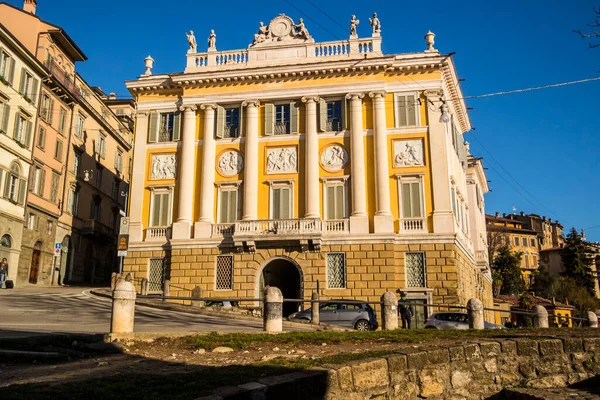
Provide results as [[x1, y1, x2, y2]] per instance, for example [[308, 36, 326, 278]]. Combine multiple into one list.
[[150, 154, 177, 180], [320, 144, 348, 172], [266, 146, 297, 174], [393, 139, 424, 167], [217, 150, 244, 177]]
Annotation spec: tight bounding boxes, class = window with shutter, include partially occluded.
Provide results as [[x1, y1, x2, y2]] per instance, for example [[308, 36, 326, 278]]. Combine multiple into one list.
[[325, 181, 346, 220], [394, 94, 418, 127], [264, 103, 274, 136], [172, 111, 182, 141], [401, 181, 423, 218], [218, 188, 238, 223], [50, 172, 59, 203], [325, 101, 342, 132], [148, 112, 159, 142], [54, 140, 63, 161], [48, 99, 54, 125], [215, 106, 225, 139], [274, 104, 290, 135], [58, 108, 67, 134], [75, 114, 85, 138], [17, 179, 26, 205], [0, 103, 9, 133], [158, 113, 174, 142], [289, 102, 299, 134], [271, 185, 292, 219], [0, 50, 11, 82], [222, 107, 240, 138], [36, 126, 46, 149], [151, 191, 171, 227]]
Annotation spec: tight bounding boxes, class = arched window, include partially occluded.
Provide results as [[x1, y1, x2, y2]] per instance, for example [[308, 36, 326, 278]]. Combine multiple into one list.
[[4, 162, 25, 204], [0, 234, 12, 248]]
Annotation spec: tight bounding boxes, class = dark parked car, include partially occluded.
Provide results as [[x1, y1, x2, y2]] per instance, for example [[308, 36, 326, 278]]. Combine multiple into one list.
[[424, 312, 504, 330], [288, 301, 378, 330]]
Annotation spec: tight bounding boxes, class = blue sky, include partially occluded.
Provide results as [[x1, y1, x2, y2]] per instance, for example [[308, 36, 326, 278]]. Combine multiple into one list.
[[13, 0, 600, 240]]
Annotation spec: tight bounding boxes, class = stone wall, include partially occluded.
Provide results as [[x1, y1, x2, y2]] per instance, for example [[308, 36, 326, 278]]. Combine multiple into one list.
[[196, 336, 600, 400]]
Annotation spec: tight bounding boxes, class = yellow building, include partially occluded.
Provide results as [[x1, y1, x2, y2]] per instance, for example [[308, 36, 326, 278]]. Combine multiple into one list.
[[486, 213, 540, 286], [124, 14, 493, 324], [494, 294, 574, 328]]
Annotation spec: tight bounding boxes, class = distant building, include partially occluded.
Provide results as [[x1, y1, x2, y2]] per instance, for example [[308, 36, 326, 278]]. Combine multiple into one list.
[[494, 294, 574, 328]]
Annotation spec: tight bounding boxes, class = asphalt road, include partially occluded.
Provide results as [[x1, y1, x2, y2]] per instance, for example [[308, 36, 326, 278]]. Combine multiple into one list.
[[0, 286, 301, 338]]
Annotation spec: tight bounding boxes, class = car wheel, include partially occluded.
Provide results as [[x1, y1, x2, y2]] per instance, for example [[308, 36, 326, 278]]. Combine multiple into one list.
[[354, 320, 370, 331]]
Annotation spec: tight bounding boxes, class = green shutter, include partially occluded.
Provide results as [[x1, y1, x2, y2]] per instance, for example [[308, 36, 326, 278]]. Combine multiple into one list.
[[17, 178, 26, 205], [341, 98, 348, 130], [47, 99, 54, 125], [160, 193, 170, 226], [410, 182, 421, 217], [25, 120, 32, 148], [31, 78, 39, 104], [401, 183, 411, 218], [0, 170, 3, 195], [326, 186, 335, 220], [0, 50, 4, 77], [18, 68, 25, 94], [319, 99, 327, 132], [397, 95, 408, 127], [219, 191, 228, 223], [290, 102, 299, 134], [3, 174, 10, 199], [272, 188, 280, 219], [172, 111, 182, 141], [1, 103, 9, 133], [264, 103, 274, 136], [13, 112, 19, 141], [335, 185, 345, 219], [281, 187, 290, 218], [7, 58, 15, 86], [407, 95, 416, 126], [39, 169, 46, 197], [148, 112, 159, 143], [215, 106, 225, 139], [151, 193, 161, 226], [228, 190, 237, 222], [239, 105, 244, 137]]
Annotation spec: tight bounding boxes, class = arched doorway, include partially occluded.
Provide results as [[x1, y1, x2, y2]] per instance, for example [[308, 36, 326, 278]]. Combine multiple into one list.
[[29, 241, 42, 284], [259, 257, 303, 317]]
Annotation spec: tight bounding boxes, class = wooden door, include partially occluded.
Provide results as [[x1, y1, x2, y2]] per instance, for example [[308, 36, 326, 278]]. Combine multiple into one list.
[[29, 247, 41, 284]]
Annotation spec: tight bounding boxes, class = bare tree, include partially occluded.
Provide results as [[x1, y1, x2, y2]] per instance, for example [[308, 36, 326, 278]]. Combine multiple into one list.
[[574, 7, 600, 48]]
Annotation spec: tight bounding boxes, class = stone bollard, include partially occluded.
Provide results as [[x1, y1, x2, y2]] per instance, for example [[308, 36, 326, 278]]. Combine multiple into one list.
[[191, 286, 204, 308], [588, 311, 598, 328], [311, 292, 320, 325], [140, 278, 148, 296], [381, 291, 399, 330], [263, 286, 283, 333], [533, 305, 549, 328], [110, 279, 136, 336], [162, 279, 170, 303], [467, 298, 485, 330], [125, 272, 133, 282]]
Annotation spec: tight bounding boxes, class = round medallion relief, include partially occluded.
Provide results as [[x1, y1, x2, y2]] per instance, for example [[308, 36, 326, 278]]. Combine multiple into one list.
[[320, 145, 348, 172], [217, 150, 244, 177], [269, 15, 293, 38]]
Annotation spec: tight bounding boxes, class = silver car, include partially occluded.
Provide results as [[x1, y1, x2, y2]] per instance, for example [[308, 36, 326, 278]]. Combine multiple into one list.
[[288, 301, 378, 331], [424, 312, 504, 330]]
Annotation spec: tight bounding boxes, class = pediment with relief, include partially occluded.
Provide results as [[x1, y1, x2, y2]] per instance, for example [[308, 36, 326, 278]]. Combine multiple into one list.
[[250, 14, 315, 48]]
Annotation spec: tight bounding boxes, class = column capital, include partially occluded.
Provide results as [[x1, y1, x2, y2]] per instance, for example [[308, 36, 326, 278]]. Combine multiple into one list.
[[179, 104, 198, 112], [345, 93, 365, 101], [242, 100, 261, 108], [301, 96, 320, 104], [368, 91, 387, 99], [135, 111, 150, 118], [199, 103, 217, 111], [423, 89, 444, 100]]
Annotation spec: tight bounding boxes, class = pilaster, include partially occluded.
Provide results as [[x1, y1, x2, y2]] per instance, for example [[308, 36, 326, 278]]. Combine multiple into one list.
[[301, 96, 320, 219], [194, 104, 218, 239], [346, 93, 369, 234], [242, 100, 260, 221], [129, 112, 149, 243]]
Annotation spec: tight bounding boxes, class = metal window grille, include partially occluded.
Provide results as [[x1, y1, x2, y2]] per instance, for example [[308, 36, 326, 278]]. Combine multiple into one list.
[[216, 255, 234, 290], [327, 253, 346, 289], [406, 252, 425, 288], [148, 258, 168, 293]]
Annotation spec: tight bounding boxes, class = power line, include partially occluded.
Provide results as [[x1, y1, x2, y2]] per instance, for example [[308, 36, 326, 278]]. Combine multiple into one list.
[[462, 77, 600, 100], [280, 0, 342, 41], [302, 0, 348, 34]]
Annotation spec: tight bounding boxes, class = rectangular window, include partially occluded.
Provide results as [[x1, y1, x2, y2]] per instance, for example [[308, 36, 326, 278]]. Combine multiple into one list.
[[75, 114, 85, 138], [400, 180, 424, 218], [324, 180, 347, 220], [50, 172, 60, 203], [46, 220, 53, 235], [5, 169, 25, 204], [0, 50, 15, 84], [514, 236, 520, 246], [14, 114, 28, 145], [31, 165, 45, 197], [406, 252, 426, 288], [20, 70, 34, 102], [115, 150, 123, 171], [36, 126, 46, 150], [73, 151, 81, 175], [96, 166, 103, 189], [224, 108, 240, 138], [274, 104, 290, 135], [67, 187, 79, 215], [530, 238, 536, 247], [150, 191, 172, 227], [218, 187, 239, 223], [326, 101, 342, 132], [27, 213, 38, 230], [326, 253, 346, 289], [395, 93, 418, 127], [215, 255, 234, 290], [270, 183, 292, 219], [96, 134, 106, 158], [54, 140, 63, 161], [58, 107, 67, 134], [148, 258, 168, 293], [159, 113, 174, 142], [40, 94, 51, 122]]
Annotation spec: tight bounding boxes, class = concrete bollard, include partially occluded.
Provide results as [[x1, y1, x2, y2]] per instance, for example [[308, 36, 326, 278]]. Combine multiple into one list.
[[263, 286, 283, 333], [110, 279, 136, 335], [381, 291, 399, 330], [588, 311, 598, 328], [162, 279, 170, 303], [140, 278, 148, 296], [467, 298, 485, 330], [533, 305, 549, 328], [191, 286, 204, 308], [311, 292, 320, 325]]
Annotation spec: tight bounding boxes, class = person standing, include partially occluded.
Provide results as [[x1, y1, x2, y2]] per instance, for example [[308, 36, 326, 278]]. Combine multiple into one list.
[[398, 292, 414, 329], [0, 258, 8, 289]]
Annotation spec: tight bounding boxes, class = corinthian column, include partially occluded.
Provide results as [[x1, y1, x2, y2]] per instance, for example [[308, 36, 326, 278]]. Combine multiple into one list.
[[172, 105, 197, 240], [194, 103, 217, 239], [369, 91, 393, 233], [346, 93, 369, 234], [129, 111, 149, 243], [242, 100, 260, 220], [301, 96, 320, 219]]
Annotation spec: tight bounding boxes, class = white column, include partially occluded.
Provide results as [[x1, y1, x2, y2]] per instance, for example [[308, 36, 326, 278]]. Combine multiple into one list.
[[369, 91, 393, 233], [425, 89, 455, 233], [194, 104, 217, 238], [346, 93, 369, 234], [301, 96, 320, 219], [242, 100, 260, 220], [172, 105, 197, 239], [129, 112, 149, 242]]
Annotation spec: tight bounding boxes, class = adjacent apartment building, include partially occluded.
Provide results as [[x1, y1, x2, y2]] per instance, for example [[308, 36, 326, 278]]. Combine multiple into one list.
[[123, 13, 493, 323], [0, 0, 133, 286]]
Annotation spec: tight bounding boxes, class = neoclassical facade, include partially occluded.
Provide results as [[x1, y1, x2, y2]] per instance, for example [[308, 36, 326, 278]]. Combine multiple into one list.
[[125, 14, 493, 322]]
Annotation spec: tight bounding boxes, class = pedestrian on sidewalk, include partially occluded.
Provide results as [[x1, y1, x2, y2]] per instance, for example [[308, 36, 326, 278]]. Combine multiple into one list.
[[0, 258, 8, 289], [398, 291, 414, 329]]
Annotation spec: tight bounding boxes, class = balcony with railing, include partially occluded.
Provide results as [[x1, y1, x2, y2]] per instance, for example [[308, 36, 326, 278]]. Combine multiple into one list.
[[399, 218, 427, 233], [274, 121, 289, 135], [326, 119, 342, 132], [145, 227, 172, 241], [223, 125, 239, 138]]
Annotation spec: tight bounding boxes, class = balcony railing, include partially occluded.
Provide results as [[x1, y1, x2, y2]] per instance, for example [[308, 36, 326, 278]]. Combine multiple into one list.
[[223, 125, 239, 138], [323, 219, 350, 234], [326, 119, 341, 132], [212, 223, 235, 237], [400, 218, 427, 233], [235, 219, 322, 236], [274, 121, 289, 135], [44, 60, 79, 99], [145, 227, 172, 241], [475, 250, 487, 264]]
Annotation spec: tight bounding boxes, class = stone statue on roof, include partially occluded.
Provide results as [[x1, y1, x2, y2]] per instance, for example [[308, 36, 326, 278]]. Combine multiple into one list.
[[293, 18, 311, 40], [253, 22, 271, 45], [208, 30, 216, 50], [186, 31, 197, 53], [350, 15, 360, 39], [369, 13, 381, 35]]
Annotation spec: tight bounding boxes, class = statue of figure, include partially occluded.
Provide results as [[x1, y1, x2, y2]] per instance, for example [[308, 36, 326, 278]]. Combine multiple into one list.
[[253, 22, 271, 45], [207, 29, 216, 50], [350, 15, 360, 38], [186, 31, 197, 53], [369, 13, 381, 34], [294, 18, 311, 40]]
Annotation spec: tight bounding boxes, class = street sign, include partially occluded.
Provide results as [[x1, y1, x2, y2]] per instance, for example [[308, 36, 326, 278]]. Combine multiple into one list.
[[118, 234, 129, 252], [55, 243, 61, 249], [119, 217, 130, 236], [54, 243, 61, 257], [117, 250, 127, 257]]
